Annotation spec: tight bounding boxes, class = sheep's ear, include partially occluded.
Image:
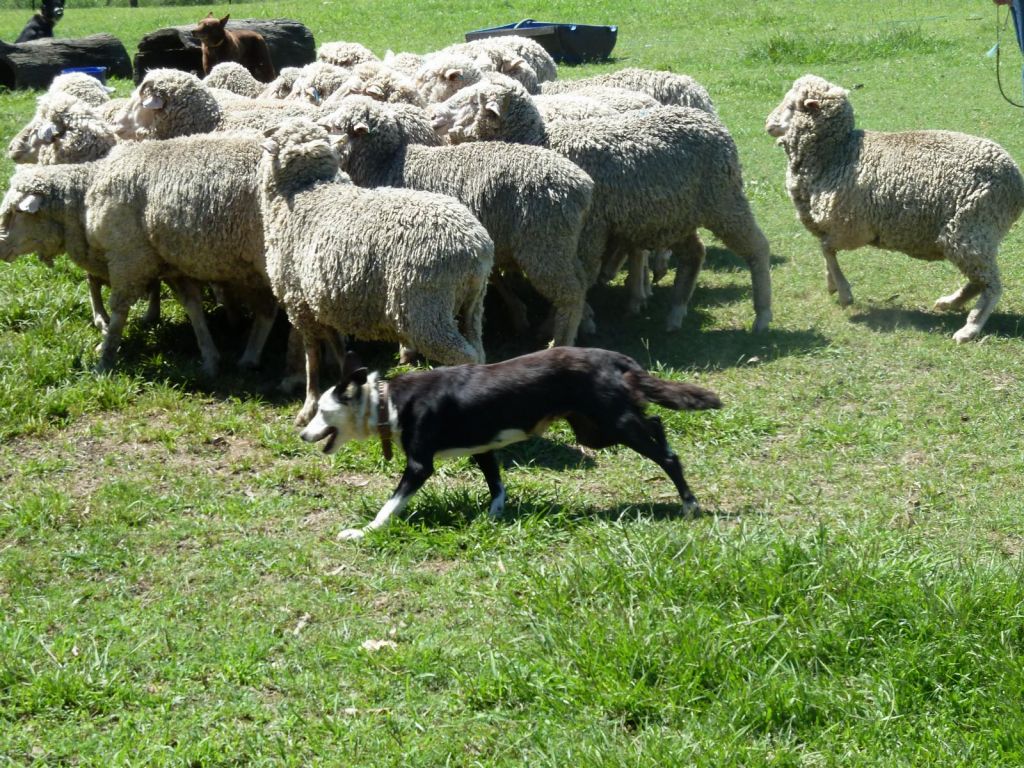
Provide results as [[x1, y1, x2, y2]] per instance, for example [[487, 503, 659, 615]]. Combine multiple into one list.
[[306, 87, 321, 104], [142, 93, 164, 110], [444, 68, 463, 82], [352, 122, 370, 136], [365, 84, 385, 99], [800, 98, 821, 112], [504, 56, 527, 73], [260, 138, 279, 156], [18, 194, 43, 214]]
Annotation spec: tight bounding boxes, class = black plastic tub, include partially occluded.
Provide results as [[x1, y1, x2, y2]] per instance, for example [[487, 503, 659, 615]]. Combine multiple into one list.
[[465, 19, 617, 65]]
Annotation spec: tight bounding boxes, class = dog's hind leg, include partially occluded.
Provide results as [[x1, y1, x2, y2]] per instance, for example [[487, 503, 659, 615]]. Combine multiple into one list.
[[616, 414, 701, 514], [337, 459, 434, 541], [472, 451, 507, 518]]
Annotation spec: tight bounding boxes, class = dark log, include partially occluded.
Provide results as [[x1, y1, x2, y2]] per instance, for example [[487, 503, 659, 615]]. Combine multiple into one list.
[[133, 19, 315, 84], [0, 33, 132, 90]]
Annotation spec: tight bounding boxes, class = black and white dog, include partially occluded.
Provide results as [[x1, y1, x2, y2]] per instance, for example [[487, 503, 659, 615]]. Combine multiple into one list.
[[299, 347, 722, 540], [15, 0, 64, 43]]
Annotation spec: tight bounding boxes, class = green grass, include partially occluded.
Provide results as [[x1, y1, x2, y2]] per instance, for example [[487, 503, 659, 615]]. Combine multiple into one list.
[[3, 0, 1024, 764]]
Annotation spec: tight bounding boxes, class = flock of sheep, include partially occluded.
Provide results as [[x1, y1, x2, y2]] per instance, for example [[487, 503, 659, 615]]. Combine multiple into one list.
[[2, 33, 1023, 431]]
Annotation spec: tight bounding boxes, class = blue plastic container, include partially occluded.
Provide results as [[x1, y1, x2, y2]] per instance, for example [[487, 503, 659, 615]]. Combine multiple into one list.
[[465, 19, 617, 65], [59, 66, 108, 84]]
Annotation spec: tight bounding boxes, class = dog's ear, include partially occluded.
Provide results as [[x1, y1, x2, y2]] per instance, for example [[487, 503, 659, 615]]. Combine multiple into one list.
[[349, 367, 369, 386], [219, 14, 230, 27]]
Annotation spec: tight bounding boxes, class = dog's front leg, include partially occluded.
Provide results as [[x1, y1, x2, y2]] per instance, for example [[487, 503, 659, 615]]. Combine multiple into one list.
[[472, 451, 506, 518], [337, 459, 434, 541]]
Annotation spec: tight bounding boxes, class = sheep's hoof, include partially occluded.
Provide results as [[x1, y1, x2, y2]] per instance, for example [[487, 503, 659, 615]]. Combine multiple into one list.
[[295, 403, 317, 427], [953, 326, 980, 344], [627, 298, 646, 316], [836, 293, 854, 308], [237, 355, 260, 371], [337, 527, 366, 541], [200, 361, 220, 379], [933, 297, 960, 312], [665, 305, 686, 332], [92, 317, 109, 333]]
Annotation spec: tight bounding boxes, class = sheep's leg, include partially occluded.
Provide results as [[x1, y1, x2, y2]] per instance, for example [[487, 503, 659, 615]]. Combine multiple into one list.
[[821, 245, 853, 307], [518, 250, 587, 346], [953, 266, 1001, 343], [650, 249, 672, 284], [934, 282, 984, 312], [460, 282, 487, 363], [404, 298, 482, 366], [95, 292, 133, 373], [238, 307, 278, 369], [166, 277, 220, 377], [141, 280, 162, 327], [296, 333, 321, 427], [624, 249, 648, 315], [489, 275, 530, 335], [712, 212, 773, 332], [580, 302, 597, 335], [87, 275, 109, 332], [666, 233, 706, 332]]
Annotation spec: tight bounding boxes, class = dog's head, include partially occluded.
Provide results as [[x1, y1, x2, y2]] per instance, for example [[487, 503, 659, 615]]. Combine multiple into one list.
[[193, 13, 229, 44], [41, 0, 64, 22], [299, 354, 375, 454]]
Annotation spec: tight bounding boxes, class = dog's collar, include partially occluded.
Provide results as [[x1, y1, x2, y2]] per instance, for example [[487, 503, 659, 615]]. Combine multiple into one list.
[[203, 37, 226, 48], [376, 378, 393, 461]]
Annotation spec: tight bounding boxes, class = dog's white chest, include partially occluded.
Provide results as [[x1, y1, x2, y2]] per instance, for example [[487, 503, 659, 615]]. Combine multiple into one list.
[[435, 428, 530, 459]]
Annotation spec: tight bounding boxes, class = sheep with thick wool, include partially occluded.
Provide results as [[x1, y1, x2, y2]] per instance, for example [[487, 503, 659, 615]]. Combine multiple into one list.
[[0, 162, 111, 333], [82, 134, 278, 374], [32, 92, 117, 165], [283, 62, 352, 106], [204, 61, 263, 98], [322, 61, 425, 109], [116, 69, 316, 141], [258, 118, 494, 425], [318, 41, 379, 68], [48, 71, 114, 107], [540, 67, 715, 114], [437, 78, 772, 333], [260, 67, 301, 99], [766, 74, 1024, 342], [321, 96, 594, 346]]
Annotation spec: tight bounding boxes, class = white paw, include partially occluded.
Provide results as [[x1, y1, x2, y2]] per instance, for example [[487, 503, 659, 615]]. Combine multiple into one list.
[[337, 527, 366, 541]]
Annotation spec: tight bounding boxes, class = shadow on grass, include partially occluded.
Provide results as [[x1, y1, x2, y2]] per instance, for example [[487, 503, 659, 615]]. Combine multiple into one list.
[[701, 245, 787, 273], [849, 305, 1024, 340]]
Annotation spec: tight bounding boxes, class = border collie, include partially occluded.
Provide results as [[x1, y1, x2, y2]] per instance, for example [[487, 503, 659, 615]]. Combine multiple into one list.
[[15, 0, 64, 44], [299, 347, 722, 540]]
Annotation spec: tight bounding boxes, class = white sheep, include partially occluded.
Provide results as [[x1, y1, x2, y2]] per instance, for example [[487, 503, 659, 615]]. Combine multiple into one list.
[[318, 40, 379, 68], [767, 75, 1024, 342], [259, 67, 301, 99], [436, 78, 773, 333], [321, 60, 426, 109], [115, 69, 317, 140], [258, 118, 494, 425], [204, 61, 263, 98], [540, 67, 715, 114], [283, 62, 352, 106], [383, 50, 426, 78], [48, 71, 114, 106], [33, 92, 117, 165], [83, 134, 279, 374], [321, 96, 594, 346]]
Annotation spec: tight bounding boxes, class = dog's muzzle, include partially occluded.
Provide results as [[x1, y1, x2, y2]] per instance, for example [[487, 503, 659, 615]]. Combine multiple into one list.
[[300, 423, 338, 453]]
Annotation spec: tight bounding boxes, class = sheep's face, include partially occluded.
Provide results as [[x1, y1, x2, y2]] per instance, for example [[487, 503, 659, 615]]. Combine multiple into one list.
[[0, 185, 61, 265], [287, 74, 323, 106], [443, 87, 506, 144], [319, 42, 378, 69], [415, 54, 481, 104], [116, 81, 164, 139], [7, 121, 42, 164], [261, 70, 299, 100], [766, 75, 850, 141]]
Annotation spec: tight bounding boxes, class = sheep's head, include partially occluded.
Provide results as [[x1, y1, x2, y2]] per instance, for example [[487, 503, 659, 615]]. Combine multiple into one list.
[[318, 96, 400, 169], [766, 74, 851, 142], [439, 81, 513, 144], [415, 53, 482, 104], [0, 169, 65, 265], [261, 118, 342, 189], [48, 71, 114, 108], [286, 63, 350, 106], [8, 119, 42, 164], [260, 68, 300, 100], [117, 69, 218, 140]]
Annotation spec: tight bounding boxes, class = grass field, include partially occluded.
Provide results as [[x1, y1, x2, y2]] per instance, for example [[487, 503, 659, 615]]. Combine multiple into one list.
[[2, 1, 1024, 764]]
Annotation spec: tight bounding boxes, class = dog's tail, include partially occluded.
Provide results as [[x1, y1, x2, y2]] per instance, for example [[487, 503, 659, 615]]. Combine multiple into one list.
[[630, 371, 722, 411]]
